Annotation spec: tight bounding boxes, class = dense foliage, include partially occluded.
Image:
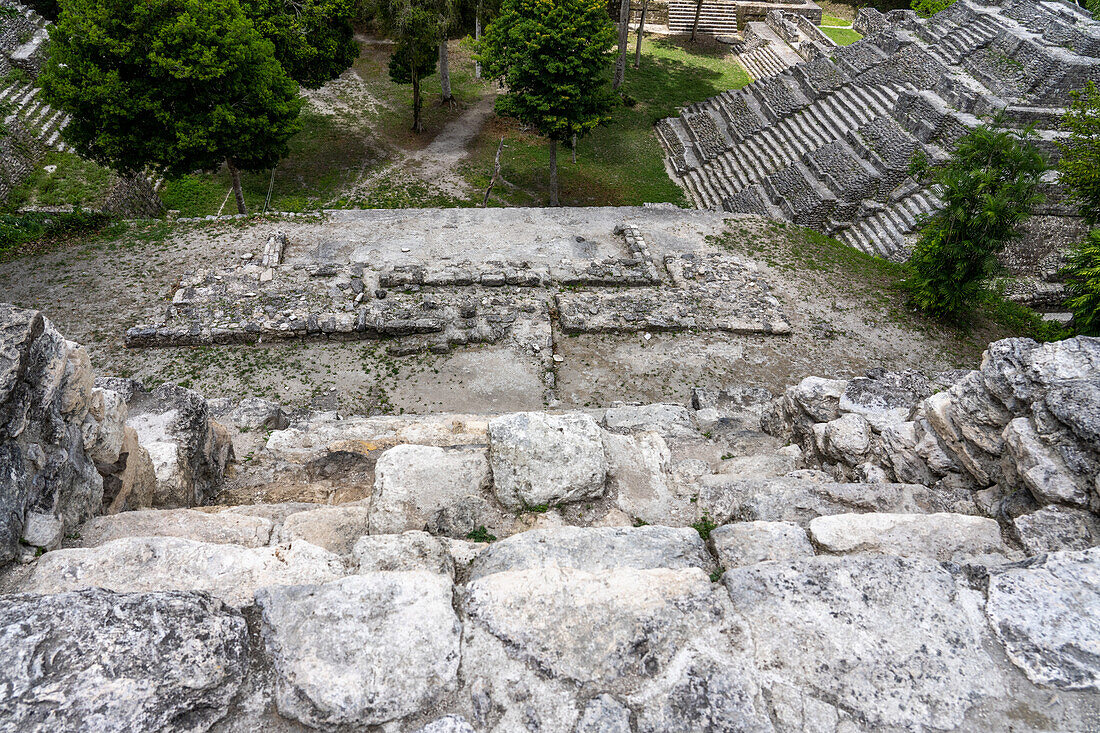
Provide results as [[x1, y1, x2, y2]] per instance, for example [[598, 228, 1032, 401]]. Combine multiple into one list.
[[243, 0, 359, 89], [39, 0, 303, 214], [0, 210, 108, 253], [1062, 229, 1100, 336], [904, 125, 1046, 323], [377, 0, 449, 131], [1057, 81, 1100, 225], [910, 0, 956, 17], [478, 0, 615, 204]]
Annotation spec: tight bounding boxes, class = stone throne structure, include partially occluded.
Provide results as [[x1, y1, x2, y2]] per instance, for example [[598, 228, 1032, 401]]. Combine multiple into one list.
[[657, 0, 1100, 261]]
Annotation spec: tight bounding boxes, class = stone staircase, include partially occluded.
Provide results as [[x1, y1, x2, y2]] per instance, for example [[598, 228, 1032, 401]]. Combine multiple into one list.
[[658, 0, 1100, 260], [0, 1, 69, 154], [0, 81, 70, 152], [2, 300, 1099, 731]]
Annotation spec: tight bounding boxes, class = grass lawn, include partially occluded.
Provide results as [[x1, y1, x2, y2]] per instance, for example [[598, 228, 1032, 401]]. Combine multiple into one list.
[[465, 34, 752, 207], [8, 151, 115, 210], [822, 26, 863, 45], [821, 14, 852, 25]]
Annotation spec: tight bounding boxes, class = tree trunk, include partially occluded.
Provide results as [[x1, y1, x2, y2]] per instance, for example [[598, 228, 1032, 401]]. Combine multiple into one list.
[[691, 0, 703, 43], [634, 0, 648, 68], [613, 0, 630, 90], [227, 159, 248, 215], [475, 1, 482, 79], [571, 133, 576, 164], [549, 138, 559, 207], [412, 70, 422, 132], [439, 41, 453, 104]]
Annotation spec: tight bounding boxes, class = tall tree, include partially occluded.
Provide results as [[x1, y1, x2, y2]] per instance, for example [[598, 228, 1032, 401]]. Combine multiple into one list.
[[1057, 81, 1100, 225], [380, 0, 447, 130], [612, 0, 628, 90], [437, 0, 455, 103], [387, 5, 440, 131], [633, 0, 647, 69], [904, 125, 1046, 322], [243, 0, 360, 88], [40, 0, 302, 214], [690, 0, 702, 42], [479, 0, 615, 205]]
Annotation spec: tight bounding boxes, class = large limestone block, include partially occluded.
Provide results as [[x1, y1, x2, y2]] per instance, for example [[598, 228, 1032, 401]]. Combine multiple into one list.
[[257, 572, 461, 728], [488, 411, 608, 511], [369, 444, 491, 533], [468, 525, 716, 580], [353, 531, 455, 575], [710, 521, 814, 569], [1003, 417, 1091, 507], [102, 426, 157, 513], [18, 536, 345, 607], [461, 566, 770, 730], [77, 508, 273, 548], [0, 588, 247, 733], [280, 504, 372, 554], [1013, 505, 1100, 555], [602, 403, 699, 440], [725, 476, 976, 526], [604, 430, 679, 525], [808, 512, 1008, 562], [0, 305, 105, 566], [84, 387, 128, 465], [724, 555, 1004, 730], [837, 370, 931, 431], [986, 547, 1100, 691]]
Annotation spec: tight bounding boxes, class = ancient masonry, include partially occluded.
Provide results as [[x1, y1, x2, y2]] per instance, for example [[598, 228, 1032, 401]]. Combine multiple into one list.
[[657, 0, 1100, 260], [668, 0, 822, 35], [125, 219, 791, 400], [2, 302, 1100, 731]]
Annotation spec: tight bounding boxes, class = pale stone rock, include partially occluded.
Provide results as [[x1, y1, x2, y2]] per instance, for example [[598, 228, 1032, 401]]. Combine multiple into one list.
[[468, 525, 715, 580], [18, 537, 345, 607], [808, 512, 1007, 562], [0, 588, 247, 733], [488, 412, 607, 511], [837, 371, 930, 431], [1002, 417, 1090, 507], [84, 387, 127, 465], [603, 403, 699, 440], [724, 555, 1004, 729], [257, 572, 461, 728], [986, 547, 1100, 691], [710, 521, 814, 569], [352, 531, 454, 575], [439, 537, 486, 570], [576, 694, 632, 733], [604, 431, 678, 524], [717, 452, 800, 479], [593, 507, 634, 527], [280, 505, 372, 554], [227, 396, 289, 431], [725, 477, 976, 526], [78, 508, 273, 548], [415, 716, 476, 733], [370, 445, 491, 533], [20, 512, 63, 549], [425, 494, 502, 539], [215, 501, 320, 525], [1013, 505, 1100, 555], [630, 654, 771, 733], [103, 426, 157, 513], [822, 413, 872, 465]]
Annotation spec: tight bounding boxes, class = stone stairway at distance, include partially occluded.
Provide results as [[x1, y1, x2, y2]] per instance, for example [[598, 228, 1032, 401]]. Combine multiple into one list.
[[0, 1, 70, 154], [2, 302, 1099, 731], [658, 0, 1100, 260]]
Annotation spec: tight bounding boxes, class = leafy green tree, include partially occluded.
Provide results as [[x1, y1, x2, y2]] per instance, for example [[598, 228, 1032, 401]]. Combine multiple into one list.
[[479, 0, 615, 205], [1057, 81, 1100, 226], [911, 0, 956, 17], [40, 0, 303, 215], [1062, 229, 1100, 335], [243, 0, 360, 88], [904, 124, 1046, 322], [379, 0, 447, 131]]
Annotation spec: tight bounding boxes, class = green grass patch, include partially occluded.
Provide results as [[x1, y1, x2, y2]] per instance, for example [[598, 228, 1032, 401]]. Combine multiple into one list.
[[7, 151, 115, 209], [467, 34, 752, 207], [0, 209, 112, 260], [821, 14, 852, 26], [822, 26, 862, 46]]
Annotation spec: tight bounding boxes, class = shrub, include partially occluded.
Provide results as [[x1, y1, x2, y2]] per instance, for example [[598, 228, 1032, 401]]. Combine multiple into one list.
[[904, 124, 1046, 323], [911, 0, 956, 17], [1057, 81, 1100, 225], [0, 210, 110, 255], [1062, 229, 1100, 336]]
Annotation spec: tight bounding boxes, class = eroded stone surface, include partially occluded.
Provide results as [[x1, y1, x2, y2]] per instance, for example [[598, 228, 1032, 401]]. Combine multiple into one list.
[[0, 588, 247, 733], [986, 547, 1100, 691], [370, 444, 491, 533], [488, 412, 607, 511], [710, 521, 814, 569], [77, 508, 273, 548], [808, 512, 1007, 562], [280, 504, 372, 553], [18, 536, 345, 606], [257, 572, 461, 727], [352, 531, 454, 575], [723, 554, 1004, 730]]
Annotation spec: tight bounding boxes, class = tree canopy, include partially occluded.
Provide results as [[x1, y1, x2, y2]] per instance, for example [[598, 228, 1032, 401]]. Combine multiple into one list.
[[478, 0, 616, 204], [243, 0, 359, 89], [40, 0, 303, 213], [378, 0, 447, 131]]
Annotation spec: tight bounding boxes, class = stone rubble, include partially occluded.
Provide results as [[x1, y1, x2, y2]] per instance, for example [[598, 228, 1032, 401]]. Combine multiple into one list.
[[2, 313, 1099, 731]]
